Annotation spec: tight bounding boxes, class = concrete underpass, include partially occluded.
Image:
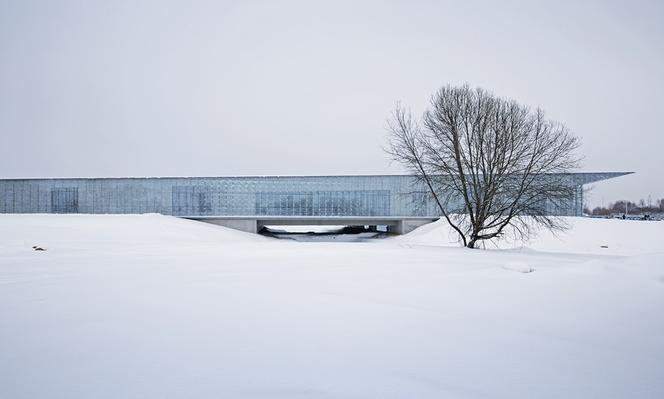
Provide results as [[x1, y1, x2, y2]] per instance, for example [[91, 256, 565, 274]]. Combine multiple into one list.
[[188, 216, 439, 235]]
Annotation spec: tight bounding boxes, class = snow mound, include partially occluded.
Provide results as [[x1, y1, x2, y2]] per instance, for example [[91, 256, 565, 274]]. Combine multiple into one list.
[[400, 217, 664, 256], [398, 218, 462, 247], [0, 214, 262, 255], [502, 262, 535, 273]]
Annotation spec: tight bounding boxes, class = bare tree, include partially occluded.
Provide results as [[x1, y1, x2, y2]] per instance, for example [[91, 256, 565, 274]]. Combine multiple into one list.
[[387, 84, 581, 248]]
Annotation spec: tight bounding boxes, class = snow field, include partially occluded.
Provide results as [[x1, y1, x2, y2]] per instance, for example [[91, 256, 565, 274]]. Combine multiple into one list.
[[1, 214, 663, 398]]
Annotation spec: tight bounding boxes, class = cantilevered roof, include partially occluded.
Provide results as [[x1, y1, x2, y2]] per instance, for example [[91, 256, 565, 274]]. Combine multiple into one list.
[[571, 172, 633, 185]]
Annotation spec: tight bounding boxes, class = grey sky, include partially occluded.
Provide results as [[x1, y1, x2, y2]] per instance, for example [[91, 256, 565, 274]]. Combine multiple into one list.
[[1, 0, 662, 206]]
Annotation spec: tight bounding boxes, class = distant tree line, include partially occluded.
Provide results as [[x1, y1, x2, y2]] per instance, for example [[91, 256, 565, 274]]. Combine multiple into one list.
[[585, 198, 664, 216]]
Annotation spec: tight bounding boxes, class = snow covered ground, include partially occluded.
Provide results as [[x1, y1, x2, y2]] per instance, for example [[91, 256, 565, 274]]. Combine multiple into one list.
[[1, 214, 663, 399]]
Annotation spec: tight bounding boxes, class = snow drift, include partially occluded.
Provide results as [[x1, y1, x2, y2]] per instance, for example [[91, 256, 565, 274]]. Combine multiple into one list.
[[1, 214, 663, 399], [400, 216, 664, 256]]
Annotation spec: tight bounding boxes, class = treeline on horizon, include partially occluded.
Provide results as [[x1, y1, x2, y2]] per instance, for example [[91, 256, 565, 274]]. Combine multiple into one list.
[[585, 198, 664, 216]]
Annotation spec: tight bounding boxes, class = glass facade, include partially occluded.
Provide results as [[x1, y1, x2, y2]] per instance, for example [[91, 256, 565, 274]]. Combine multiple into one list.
[[50, 187, 79, 213], [0, 173, 629, 217]]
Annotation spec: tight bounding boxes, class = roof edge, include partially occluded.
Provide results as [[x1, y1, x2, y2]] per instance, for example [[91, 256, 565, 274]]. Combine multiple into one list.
[[0, 172, 635, 181]]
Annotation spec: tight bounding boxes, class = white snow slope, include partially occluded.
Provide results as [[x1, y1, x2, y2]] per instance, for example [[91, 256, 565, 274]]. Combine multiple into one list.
[[1, 214, 663, 399]]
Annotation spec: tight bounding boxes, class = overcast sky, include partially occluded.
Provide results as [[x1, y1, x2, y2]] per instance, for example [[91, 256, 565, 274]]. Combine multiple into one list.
[[1, 0, 662, 206]]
